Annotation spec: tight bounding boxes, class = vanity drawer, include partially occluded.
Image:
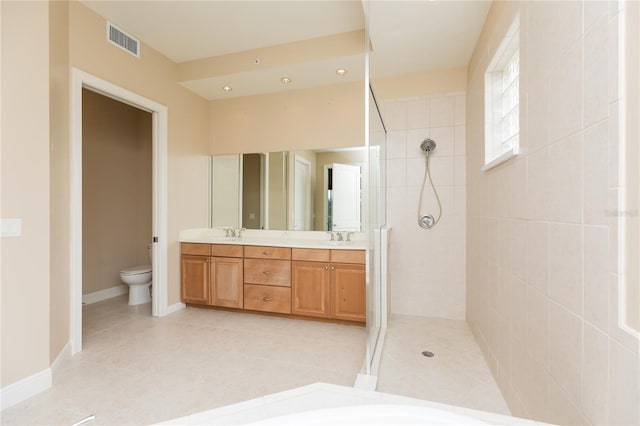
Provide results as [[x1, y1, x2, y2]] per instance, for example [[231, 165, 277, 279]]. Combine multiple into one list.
[[211, 244, 243, 258], [181, 243, 210, 256], [292, 248, 330, 262], [330, 249, 365, 264], [243, 284, 291, 314], [244, 245, 291, 260], [244, 259, 291, 286]]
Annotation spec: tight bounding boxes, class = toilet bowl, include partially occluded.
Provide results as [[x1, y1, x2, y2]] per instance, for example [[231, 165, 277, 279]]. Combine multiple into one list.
[[120, 244, 152, 305]]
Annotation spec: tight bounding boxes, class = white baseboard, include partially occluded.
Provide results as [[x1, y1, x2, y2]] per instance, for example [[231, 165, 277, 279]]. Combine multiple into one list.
[[0, 368, 52, 411], [167, 302, 186, 315], [82, 284, 127, 305]]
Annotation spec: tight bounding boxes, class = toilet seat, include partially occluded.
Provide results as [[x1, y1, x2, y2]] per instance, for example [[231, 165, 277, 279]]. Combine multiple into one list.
[[120, 264, 152, 275]]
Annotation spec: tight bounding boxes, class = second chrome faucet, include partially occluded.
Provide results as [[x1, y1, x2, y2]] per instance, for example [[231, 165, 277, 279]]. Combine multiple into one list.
[[326, 231, 354, 242]]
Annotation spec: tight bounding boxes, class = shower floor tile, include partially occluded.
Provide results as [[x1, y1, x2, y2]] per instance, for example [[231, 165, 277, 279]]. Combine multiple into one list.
[[376, 314, 511, 415]]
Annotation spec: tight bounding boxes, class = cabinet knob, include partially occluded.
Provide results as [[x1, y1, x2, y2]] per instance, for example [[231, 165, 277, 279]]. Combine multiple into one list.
[[331, 266, 335, 270], [324, 266, 329, 270], [262, 296, 273, 301], [262, 271, 271, 275], [262, 251, 271, 255]]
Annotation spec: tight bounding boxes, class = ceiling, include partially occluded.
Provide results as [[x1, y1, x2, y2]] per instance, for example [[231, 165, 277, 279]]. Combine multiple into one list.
[[81, 1, 491, 100]]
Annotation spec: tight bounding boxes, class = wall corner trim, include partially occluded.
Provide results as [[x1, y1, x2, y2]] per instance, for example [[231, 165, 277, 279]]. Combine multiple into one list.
[[0, 368, 52, 411]]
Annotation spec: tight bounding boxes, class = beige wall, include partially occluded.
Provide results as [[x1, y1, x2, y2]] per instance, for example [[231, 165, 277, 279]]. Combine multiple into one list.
[[209, 82, 364, 155], [465, 1, 639, 425], [1, 1, 51, 388], [372, 68, 467, 99], [49, 0, 70, 362], [82, 89, 152, 295], [66, 1, 209, 308], [44, 1, 210, 369]]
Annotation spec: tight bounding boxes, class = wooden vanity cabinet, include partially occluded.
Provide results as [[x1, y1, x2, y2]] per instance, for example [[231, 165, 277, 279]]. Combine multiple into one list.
[[180, 243, 243, 308], [180, 243, 211, 305], [181, 243, 365, 324], [291, 260, 330, 318], [292, 249, 366, 323], [329, 263, 366, 322], [243, 246, 292, 314], [209, 244, 244, 308]]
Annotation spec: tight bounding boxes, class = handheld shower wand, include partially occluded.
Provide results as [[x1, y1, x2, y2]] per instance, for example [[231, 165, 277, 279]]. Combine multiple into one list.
[[418, 138, 442, 229]]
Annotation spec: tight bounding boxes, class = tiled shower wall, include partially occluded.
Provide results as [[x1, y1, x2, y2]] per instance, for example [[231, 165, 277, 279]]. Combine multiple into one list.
[[466, 1, 639, 425], [381, 93, 467, 320]]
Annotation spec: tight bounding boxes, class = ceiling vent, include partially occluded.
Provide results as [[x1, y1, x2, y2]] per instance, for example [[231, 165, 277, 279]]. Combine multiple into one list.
[[106, 21, 140, 58]]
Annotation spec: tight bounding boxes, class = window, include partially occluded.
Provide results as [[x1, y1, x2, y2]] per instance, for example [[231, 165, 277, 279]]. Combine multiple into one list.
[[483, 17, 520, 171]]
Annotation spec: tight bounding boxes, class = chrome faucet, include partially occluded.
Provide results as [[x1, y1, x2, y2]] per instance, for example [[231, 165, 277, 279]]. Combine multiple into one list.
[[326, 231, 335, 241], [346, 232, 354, 242], [336, 231, 344, 242], [235, 228, 246, 238]]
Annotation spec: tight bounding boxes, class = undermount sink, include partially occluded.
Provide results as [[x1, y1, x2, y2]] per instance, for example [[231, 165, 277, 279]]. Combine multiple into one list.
[[208, 236, 239, 242], [327, 240, 351, 246]]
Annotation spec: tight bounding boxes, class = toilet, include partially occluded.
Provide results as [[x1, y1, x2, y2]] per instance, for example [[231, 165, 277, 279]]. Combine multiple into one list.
[[120, 244, 152, 305]]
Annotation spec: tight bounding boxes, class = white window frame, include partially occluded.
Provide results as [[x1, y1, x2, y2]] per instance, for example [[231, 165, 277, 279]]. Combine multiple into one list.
[[483, 17, 520, 171]]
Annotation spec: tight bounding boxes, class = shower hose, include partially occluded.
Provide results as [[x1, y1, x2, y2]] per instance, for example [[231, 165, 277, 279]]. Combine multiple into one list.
[[417, 152, 442, 229]]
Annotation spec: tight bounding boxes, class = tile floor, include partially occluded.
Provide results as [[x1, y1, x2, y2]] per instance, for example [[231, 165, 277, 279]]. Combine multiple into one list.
[[0, 296, 366, 425], [376, 314, 511, 415], [1, 299, 512, 425]]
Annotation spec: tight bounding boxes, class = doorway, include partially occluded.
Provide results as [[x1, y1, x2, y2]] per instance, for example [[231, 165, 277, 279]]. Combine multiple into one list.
[[70, 69, 168, 354]]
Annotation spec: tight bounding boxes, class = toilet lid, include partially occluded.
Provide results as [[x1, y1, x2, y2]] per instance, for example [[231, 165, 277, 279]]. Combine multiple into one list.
[[121, 264, 152, 275]]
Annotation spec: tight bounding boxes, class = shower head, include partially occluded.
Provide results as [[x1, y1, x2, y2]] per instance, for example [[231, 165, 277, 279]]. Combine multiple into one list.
[[420, 138, 436, 153]]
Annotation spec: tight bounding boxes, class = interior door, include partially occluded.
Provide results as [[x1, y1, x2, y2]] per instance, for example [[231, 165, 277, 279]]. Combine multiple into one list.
[[293, 155, 311, 230], [331, 163, 361, 231]]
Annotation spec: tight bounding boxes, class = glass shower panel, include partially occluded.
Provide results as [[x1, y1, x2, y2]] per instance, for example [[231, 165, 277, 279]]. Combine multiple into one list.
[[365, 85, 387, 374]]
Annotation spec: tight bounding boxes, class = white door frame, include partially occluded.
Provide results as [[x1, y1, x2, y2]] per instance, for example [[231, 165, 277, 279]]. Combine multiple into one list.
[[70, 68, 169, 354]]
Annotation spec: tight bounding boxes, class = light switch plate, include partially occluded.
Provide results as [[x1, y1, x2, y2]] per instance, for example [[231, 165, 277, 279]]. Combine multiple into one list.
[[1, 218, 22, 237]]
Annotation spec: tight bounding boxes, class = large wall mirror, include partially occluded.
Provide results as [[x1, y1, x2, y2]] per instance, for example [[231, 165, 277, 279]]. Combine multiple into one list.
[[210, 147, 365, 231]]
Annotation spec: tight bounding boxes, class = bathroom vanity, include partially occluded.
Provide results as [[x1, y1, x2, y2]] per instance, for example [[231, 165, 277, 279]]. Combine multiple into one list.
[[179, 230, 366, 324]]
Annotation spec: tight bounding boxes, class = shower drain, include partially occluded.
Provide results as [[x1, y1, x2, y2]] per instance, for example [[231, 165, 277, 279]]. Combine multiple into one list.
[[421, 350, 435, 358]]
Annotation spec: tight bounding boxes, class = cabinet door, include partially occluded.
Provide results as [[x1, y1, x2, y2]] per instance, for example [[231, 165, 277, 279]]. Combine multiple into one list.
[[292, 261, 330, 318], [210, 257, 244, 308], [181, 255, 209, 304], [330, 263, 366, 323]]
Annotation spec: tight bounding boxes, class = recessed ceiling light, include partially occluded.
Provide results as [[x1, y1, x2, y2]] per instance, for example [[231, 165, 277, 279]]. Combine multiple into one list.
[[222, 86, 232, 92], [280, 77, 291, 84], [336, 69, 347, 76]]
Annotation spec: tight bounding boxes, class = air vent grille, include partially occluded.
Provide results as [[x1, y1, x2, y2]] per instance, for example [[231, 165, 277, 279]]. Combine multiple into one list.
[[106, 22, 140, 58]]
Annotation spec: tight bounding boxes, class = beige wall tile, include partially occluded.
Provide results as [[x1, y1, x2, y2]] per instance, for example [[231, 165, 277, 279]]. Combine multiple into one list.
[[548, 301, 583, 408], [547, 133, 583, 224], [608, 339, 640, 425], [549, 223, 583, 315], [583, 225, 610, 332], [406, 97, 430, 129], [582, 322, 609, 425], [525, 284, 549, 369], [454, 125, 466, 156], [583, 120, 609, 225], [548, 41, 583, 144], [526, 221, 549, 294], [430, 96, 455, 127]]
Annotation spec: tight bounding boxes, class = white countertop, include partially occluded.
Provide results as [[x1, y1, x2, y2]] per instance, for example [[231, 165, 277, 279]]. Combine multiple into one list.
[[179, 228, 366, 250]]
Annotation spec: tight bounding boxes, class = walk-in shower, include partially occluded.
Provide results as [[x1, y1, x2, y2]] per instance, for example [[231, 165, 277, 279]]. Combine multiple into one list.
[[417, 138, 442, 229]]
